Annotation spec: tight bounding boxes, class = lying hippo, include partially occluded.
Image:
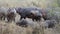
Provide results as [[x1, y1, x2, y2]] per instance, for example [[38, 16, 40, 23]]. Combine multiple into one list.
[[41, 20, 57, 28]]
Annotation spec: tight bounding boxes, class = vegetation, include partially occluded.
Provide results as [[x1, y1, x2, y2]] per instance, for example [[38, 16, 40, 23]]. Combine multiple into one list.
[[0, 0, 60, 34]]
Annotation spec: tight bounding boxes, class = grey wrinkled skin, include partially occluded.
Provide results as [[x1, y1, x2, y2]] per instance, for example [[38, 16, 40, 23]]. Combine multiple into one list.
[[15, 7, 42, 21]]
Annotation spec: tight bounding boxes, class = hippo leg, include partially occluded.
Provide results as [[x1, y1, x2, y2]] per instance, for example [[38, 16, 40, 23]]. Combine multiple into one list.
[[36, 19, 38, 21], [32, 18, 34, 21], [7, 17, 11, 22], [20, 17, 23, 20], [0, 15, 3, 20], [43, 16, 47, 20], [0, 16, 3, 20], [7, 18, 10, 22], [3, 16, 5, 20], [2, 14, 5, 20], [13, 18, 15, 22]]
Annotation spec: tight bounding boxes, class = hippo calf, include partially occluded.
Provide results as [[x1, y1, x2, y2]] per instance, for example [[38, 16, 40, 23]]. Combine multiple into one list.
[[16, 19, 40, 28], [41, 20, 57, 29]]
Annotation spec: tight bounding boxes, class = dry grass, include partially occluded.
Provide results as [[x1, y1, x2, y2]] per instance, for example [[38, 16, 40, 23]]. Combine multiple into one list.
[[0, 0, 60, 34], [0, 18, 60, 34], [0, 21, 33, 34], [0, 20, 45, 34], [0, 0, 53, 8]]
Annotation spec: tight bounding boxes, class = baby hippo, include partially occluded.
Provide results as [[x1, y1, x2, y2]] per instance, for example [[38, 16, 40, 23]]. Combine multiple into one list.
[[16, 19, 28, 27], [41, 20, 57, 29], [16, 19, 40, 28]]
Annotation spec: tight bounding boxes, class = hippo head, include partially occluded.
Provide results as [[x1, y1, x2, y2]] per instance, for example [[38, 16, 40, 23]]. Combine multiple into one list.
[[31, 10, 42, 18], [8, 8, 16, 14]]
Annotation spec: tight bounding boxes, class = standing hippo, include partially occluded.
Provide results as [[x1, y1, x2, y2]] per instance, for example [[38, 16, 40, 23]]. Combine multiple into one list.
[[7, 8, 16, 22], [0, 7, 16, 22], [15, 7, 42, 21], [0, 7, 8, 20]]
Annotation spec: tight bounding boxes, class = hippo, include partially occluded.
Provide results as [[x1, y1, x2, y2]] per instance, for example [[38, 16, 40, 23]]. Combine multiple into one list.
[[0, 7, 8, 20], [42, 20, 57, 29], [16, 19, 28, 27], [16, 19, 40, 28], [7, 8, 16, 22], [15, 7, 42, 21], [0, 7, 16, 22]]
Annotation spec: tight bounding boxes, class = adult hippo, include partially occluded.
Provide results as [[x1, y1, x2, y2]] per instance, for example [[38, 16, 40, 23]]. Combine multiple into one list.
[[0, 7, 16, 22], [15, 7, 42, 21], [0, 7, 8, 20], [7, 8, 16, 22]]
